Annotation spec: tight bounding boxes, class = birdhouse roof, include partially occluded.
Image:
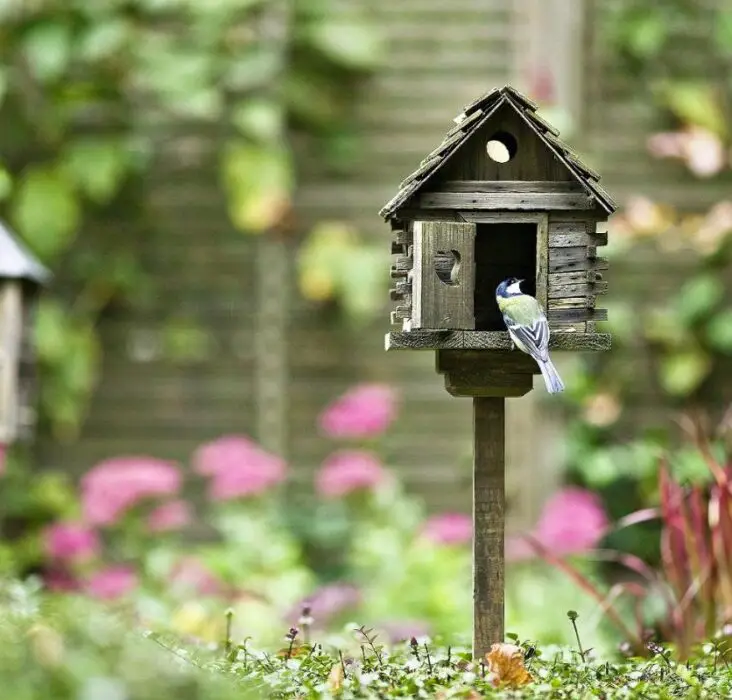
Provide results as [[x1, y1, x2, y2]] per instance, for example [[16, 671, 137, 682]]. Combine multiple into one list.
[[379, 85, 617, 219], [0, 220, 51, 285]]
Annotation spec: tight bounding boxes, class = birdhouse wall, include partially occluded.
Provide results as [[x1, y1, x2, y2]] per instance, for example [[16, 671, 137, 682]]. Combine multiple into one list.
[[547, 212, 609, 332], [431, 103, 574, 183], [411, 221, 476, 330], [0, 282, 23, 444]]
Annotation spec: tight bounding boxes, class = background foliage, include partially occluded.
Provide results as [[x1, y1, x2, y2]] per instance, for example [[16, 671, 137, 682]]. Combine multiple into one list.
[[0, 0, 383, 443]]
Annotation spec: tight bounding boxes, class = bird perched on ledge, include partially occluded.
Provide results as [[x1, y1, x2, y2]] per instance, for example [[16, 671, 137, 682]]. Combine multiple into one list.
[[495, 277, 565, 394]]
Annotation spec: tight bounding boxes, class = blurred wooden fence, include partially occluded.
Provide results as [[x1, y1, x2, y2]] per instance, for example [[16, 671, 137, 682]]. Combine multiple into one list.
[[39, 0, 723, 532]]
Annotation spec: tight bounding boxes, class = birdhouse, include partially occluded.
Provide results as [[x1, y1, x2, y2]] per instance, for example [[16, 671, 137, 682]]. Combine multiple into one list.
[[381, 85, 616, 397], [0, 220, 50, 445]]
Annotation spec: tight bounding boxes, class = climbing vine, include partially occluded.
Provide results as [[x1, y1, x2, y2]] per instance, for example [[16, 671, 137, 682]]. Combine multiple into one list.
[[0, 0, 382, 441]]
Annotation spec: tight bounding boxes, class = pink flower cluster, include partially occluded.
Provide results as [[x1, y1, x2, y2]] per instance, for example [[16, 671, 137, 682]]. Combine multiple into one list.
[[193, 435, 286, 500], [507, 487, 609, 560], [82, 456, 182, 526], [85, 566, 137, 600], [44, 522, 99, 562], [421, 512, 472, 546], [315, 450, 387, 498], [319, 384, 397, 439], [170, 556, 223, 597], [147, 500, 192, 532]]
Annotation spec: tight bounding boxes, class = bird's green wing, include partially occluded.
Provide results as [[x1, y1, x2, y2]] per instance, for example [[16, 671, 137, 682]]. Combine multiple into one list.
[[497, 295, 550, 362]]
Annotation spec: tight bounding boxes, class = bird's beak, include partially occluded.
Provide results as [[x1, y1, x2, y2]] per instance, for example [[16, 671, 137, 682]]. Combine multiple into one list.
[[518, 279, 524, 284]]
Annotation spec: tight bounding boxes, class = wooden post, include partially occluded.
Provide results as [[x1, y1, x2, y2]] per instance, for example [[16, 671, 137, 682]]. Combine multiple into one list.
[[472, 396, 505, 659]]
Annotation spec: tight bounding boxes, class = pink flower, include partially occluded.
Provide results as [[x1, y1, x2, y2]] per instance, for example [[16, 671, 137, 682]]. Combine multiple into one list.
[[682, 127, 725, 178], [421, 512, 472, 545], [86, 566, 137, 600], [319, 384, 397, 439], [81, 456, 182, 526], [147, 500, 192, 532], [170, 556, 223, 597], [193, 435, 286, 501], [507, 487, 609, 561], [44, 522, 100, 562], [315, 450, 387, 498]]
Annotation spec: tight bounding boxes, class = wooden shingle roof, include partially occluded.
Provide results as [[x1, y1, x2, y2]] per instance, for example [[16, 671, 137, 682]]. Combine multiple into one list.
[[379, 85, 617, 220]]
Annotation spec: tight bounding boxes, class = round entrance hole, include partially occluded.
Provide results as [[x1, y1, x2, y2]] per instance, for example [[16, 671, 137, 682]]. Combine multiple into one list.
[[485, 131, 518, 163]]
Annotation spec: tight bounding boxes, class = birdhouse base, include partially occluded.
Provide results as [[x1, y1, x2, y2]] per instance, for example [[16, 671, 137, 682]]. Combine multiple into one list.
[[385, 330, 611, 352], [436, 350, 536, 398]]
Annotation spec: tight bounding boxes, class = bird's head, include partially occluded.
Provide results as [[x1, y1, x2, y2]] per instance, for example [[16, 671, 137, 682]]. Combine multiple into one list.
[[496, 277, 524, 298]]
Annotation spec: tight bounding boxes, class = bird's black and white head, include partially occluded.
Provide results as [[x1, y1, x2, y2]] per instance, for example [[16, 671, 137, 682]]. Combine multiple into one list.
[[496, 277, 524, 298]]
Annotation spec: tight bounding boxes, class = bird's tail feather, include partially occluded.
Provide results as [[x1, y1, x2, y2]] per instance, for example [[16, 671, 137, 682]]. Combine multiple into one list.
[[538, 358, 565, 394]]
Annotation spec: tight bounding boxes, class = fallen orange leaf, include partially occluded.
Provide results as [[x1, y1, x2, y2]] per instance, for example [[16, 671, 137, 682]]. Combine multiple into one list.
[[484, 643, 533, 688]]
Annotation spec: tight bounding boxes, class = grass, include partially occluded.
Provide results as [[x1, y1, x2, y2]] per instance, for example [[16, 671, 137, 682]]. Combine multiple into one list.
[[3, 580, 732, 699]]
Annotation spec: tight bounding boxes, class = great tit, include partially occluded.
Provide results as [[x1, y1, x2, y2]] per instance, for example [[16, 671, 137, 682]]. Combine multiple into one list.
[[495, 277, 565, 394]]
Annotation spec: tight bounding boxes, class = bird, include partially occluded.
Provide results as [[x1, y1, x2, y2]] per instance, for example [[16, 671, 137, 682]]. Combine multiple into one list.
[[495, 277, 565, 394]]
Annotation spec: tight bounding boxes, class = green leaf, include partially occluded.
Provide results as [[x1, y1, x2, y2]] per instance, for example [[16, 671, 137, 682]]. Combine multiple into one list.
[[221, 141, 293, 233], [624, 12, 667, 59], [297, 221, 358, 301], [338, 247, 388, 321], [714, 9, 732, 53], [78, 19, 131, 61], [304, 20, 383, 70], [22, 22, 73, 82], [656, 82, 727, 137], [0, 167, 12, 201], [11, 166, 80, 261], [659, 350, 711, 397], [231, 99, 284, 142], [707, 310, 732, 352], [673, 274, 724, 325], [61, 139, 131, 204], [35, 300, 69, 365], [0, 69, 7, 108]]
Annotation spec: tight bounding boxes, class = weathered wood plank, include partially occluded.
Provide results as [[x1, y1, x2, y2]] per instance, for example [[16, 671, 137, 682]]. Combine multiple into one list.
[[548, 281, 608, 299], [412, 221, 476, 330], [536, 213, 549, 310], [549, 231, 608, 247], [548, 295, 597, 309], [459, 211, 548, 224], [385, 330, 463, 350], [0, 283, 22, 443], [436, 350, 537, 374], [446, 376, 532, 398], [417, 191, 595, 210], [437, 180, 584, 193], [549, 256, 609, 274], [385, 331, 612, 351], [473, 396, 506, 657], [548, 307, 608, 322], [547, 271, 602, 285]]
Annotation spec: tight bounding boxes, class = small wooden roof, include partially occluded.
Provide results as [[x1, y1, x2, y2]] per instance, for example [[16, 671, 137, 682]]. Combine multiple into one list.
[[0, 220, 51, 284], [379, 85, 617, 220]]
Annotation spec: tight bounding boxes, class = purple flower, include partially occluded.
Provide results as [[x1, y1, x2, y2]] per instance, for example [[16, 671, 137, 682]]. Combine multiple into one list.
[[193, 435, 286, 501], [319, 384, 397, 439], [315, 450, 387, 498], [420, 512, 472, 546]]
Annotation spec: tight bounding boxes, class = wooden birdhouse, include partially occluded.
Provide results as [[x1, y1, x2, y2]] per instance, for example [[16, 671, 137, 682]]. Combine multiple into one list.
[[382, 85, 616, 398], [0, 220, 50, 445], [379, 85, 618, 658]]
